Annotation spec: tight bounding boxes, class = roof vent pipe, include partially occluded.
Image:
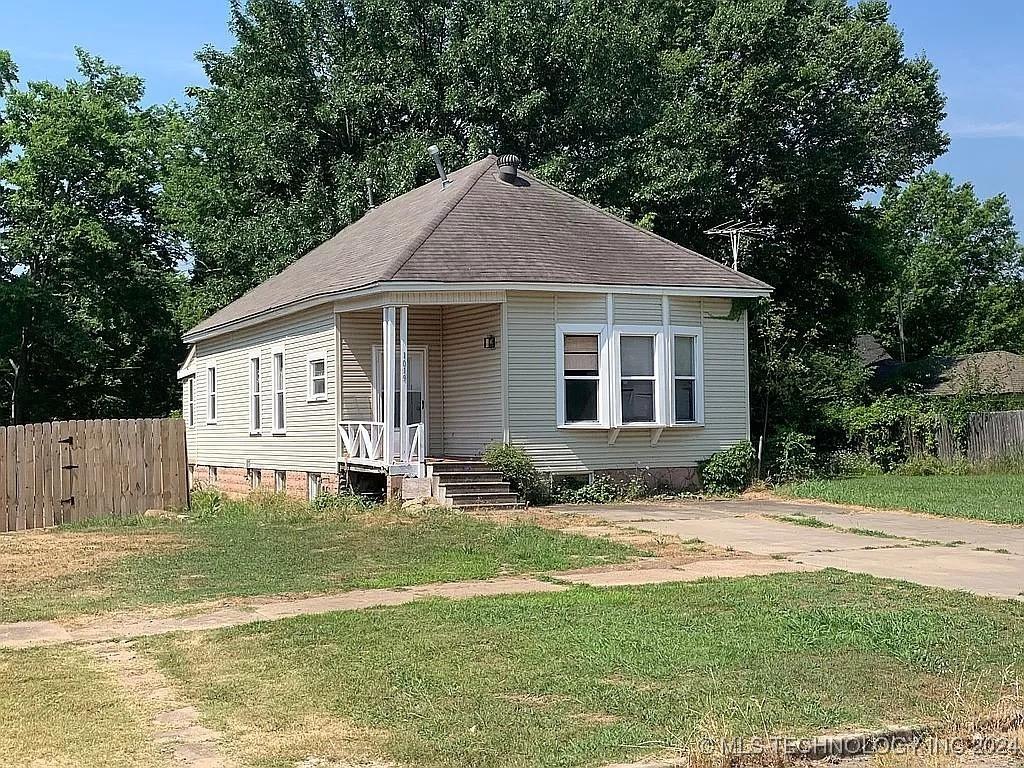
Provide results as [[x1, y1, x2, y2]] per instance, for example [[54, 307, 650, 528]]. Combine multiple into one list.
[[427, 145, 451, 189], [497, 154, 520, 183], [365, 177, 375, 209]]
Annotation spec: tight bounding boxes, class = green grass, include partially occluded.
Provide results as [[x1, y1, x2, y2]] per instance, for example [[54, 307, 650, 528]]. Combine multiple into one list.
[[0, 496, 637, 623], [781, 474, 1024, 524], [141, 571, 1024, 768], [0, 647, 164, 768]]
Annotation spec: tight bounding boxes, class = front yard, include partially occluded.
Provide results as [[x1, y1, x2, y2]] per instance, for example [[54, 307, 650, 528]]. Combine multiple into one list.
[[780, 474, 1024, 525], [2, 491, 1023, 767], [0, 491, 638, 623], [3, 571, 1017, 768]]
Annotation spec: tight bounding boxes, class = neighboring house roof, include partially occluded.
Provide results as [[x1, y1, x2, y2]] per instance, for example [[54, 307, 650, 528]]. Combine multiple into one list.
[[186, 154, 771, 341], [854, 334, 894, 367], [924, 351, 1024, 396]]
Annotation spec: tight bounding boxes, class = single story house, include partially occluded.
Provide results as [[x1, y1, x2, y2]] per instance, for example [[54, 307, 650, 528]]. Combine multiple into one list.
[[178, 154, 772, 506]]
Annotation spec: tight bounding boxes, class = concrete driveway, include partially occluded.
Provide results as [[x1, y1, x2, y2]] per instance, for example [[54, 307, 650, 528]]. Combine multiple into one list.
[[553, 498, 1024, 600]]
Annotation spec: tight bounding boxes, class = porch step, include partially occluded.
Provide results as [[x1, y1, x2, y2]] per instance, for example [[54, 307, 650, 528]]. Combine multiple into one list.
[[428, 460, 489, 474], [441, 481, 516, 495], [444, 492, 520, 507], [430, 471, 505, 484], [427, 459, 521, 509]]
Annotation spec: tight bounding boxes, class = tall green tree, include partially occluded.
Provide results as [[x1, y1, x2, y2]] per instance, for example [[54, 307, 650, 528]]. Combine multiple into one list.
[[0, 50, 183, 424], [875, 171, 1024, 359], [166, 0, 947, 338]]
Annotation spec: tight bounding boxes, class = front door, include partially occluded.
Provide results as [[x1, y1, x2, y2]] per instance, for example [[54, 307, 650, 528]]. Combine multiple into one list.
[[374, 348, 426, 460]]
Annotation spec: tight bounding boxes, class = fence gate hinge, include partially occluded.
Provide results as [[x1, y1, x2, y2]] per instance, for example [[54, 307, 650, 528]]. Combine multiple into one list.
[[58, 436, 74, 445], [60, 496, 75, 506]]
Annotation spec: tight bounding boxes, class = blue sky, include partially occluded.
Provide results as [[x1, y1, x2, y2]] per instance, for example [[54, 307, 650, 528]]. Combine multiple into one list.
[[3, 0, 1023, 222]]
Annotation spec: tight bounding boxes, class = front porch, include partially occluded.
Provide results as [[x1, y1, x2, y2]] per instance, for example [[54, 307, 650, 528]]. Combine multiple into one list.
[[334, 299, 506, 480]]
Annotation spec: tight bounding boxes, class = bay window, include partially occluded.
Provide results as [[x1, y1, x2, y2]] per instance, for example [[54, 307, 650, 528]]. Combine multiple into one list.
[[556, 319, 703, 429], [670, 327, 704, 425], [556, 325, 608, 427], [618, 334, 658, 424]]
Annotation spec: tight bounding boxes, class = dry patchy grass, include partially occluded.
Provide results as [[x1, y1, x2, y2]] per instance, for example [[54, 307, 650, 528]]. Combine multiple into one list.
[[0, 646, 164, 768], [0, 527, 183, 590]]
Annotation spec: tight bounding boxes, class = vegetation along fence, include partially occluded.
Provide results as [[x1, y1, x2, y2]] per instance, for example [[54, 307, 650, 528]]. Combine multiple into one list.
[[919, 410, 1024, 464], [0, 418, 188, 532]]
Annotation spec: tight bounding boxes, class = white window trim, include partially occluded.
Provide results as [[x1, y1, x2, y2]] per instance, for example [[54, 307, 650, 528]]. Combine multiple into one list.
[[185, 377, 195, 428], [275, 470, 286, 493], [554, 320, 706, 430], [670, 325, 705, 427], [555, 323, 610, 428], [307, 472, 321, 501], [612, 325, 666, 427], [306, 350, 328, 402], [271, 346, 286, 435], [205, 363, 218, 425], [248, 350, 262, 435]]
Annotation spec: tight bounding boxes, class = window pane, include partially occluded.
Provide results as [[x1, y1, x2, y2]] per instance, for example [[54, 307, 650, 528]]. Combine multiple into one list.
[[620, 336, 654, 376], [312, 359, 325, 378], [392, 391, 423, 423], [313, 378, 326, 396], [621, 379, 655, 422], [675, 379, 695, 422], [564, 335, 599, 375], [565, 379, 598, 422], [674, 336, 695, 377]]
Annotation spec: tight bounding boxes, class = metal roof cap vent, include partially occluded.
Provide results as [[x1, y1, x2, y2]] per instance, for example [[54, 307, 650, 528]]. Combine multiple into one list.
[[496, 154, 520, 184]]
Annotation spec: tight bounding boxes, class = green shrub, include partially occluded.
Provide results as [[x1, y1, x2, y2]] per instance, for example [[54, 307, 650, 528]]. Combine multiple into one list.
[[699, 441, 755, 495], [552, 469, 652, 504], [310, 490, 371, 517], [820, 450, 883, 478], [894, 455, 970, 476], [188, 486, 224, 520], [482, 443, 550, 505], [767, 428, 817, 483]]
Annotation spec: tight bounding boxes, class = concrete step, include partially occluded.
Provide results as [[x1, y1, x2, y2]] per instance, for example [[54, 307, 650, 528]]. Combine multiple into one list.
[[430, 471, 505, 484], [441, 481, 513, 495], [455, 501, 521, 511], [428, 460, 489, 474], [446, 491, 520, 506]]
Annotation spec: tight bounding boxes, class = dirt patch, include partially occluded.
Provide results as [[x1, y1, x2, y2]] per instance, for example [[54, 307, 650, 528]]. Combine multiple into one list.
[[0, 529, 184, 589], [470, 506, 734, 564], [91, 639, 236, 768]]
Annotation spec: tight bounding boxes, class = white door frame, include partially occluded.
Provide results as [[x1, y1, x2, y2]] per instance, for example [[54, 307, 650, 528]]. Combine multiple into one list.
[[371, 344, 429, 458]]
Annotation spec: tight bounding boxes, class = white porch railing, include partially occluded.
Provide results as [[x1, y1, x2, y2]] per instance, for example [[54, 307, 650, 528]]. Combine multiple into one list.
[[338, 421, 424, 474], [338, 421, 385, 465]]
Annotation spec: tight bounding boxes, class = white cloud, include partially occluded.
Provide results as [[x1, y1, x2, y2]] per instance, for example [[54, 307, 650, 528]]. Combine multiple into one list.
[[946, 120, 1024, 139]]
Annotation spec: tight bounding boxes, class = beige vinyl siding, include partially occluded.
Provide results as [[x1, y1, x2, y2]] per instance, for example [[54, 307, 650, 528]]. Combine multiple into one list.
[[507, 290, 750, 473], [441, 304, 503, 456], [187, 307, 338, 473], [337, 307, 443, 456]]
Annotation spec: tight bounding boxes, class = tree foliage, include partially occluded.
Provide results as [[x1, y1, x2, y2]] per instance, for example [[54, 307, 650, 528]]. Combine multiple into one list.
[[165, 0, 947, 337], [0, 50, 183, 423], [874, 171, 1024, 359]]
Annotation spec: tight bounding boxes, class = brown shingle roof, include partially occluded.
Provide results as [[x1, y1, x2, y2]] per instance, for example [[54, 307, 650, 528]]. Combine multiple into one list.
[[925, 351, 1024, 396], [187, 155, 771, 338]]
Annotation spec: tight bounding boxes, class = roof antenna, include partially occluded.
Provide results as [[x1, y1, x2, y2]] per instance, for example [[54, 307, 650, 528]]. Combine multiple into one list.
[[365, 177, 375, 209], [705, 220, 771, 270], [427, 145, 451, 189]]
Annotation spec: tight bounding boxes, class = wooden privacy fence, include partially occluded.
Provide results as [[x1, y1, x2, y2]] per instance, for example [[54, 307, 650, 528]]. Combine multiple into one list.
[[0, 418, 188, 532], [917, 410, 1024, 464]]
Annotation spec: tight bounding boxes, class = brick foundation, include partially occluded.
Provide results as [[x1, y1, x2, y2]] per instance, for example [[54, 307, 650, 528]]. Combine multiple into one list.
[[595, 466, 698, 492], [191, 465, 341, 501]]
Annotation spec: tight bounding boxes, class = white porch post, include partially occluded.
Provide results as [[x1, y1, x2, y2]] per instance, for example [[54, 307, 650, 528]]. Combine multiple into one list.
[[382, 306, 396, 465], [399, 305, 409, 464]]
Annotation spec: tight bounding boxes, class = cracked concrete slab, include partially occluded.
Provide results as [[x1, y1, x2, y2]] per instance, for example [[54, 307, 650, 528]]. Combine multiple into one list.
[[791, 546, 1024, 600], [626, 515, 908, 556], [558, 558, 818, 586], [786, 506, 1024, 554]]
